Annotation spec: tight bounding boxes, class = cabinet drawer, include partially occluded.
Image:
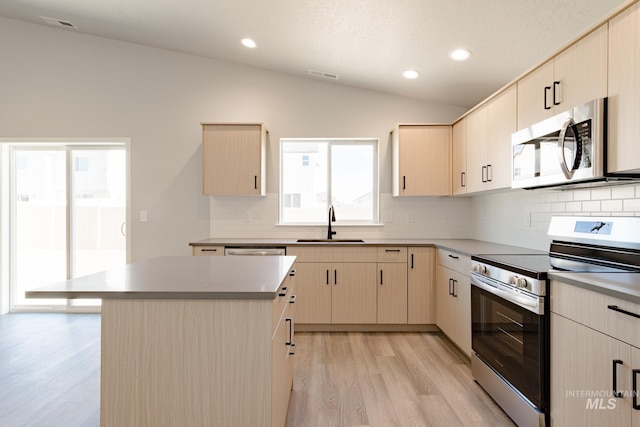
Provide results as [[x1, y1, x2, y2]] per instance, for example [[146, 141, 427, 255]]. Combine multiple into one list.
[[551, 280, 640, 348], [286, 246, 377, 263], [437, 249, 471, 275], [192, 245, 224, 256], [272, 277, 294, 335], [377, 247, 407, 263]]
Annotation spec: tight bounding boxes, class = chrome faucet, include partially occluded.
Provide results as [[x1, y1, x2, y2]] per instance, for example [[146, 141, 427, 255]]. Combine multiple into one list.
[[327, 204, 336, 240]]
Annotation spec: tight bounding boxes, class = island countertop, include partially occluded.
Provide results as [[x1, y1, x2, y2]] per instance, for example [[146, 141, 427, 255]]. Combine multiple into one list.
[[26, 255, 297, 300]]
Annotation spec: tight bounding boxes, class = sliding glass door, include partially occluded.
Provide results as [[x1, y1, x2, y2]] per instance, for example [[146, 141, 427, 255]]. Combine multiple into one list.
[[11, 145, 126, 311]]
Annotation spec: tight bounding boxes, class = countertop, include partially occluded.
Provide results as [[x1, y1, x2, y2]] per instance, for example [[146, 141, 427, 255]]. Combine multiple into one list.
[[26, 256, 297, 300], [190, 238, 547, 257], [549, 271, 640, 305]]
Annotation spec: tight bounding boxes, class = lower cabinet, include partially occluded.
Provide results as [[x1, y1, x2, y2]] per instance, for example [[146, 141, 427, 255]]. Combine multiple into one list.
[[272, 281, 296, 427], [550, 280, 640, 426], [287, 246, 433, 326], [435, 265, 471, 356], [408, 247, 435, 324]]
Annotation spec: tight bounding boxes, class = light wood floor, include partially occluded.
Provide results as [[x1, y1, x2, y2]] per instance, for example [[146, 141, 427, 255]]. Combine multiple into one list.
[[0, 314, 515, 426]]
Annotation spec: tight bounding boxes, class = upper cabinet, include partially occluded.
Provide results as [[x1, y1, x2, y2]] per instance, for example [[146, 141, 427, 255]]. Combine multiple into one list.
[[201, 123, 266, 196], [464, 85, 517, 193], [451, 118, 467, 195], [517, 24, 608, 130], [608, 2, 640, 173], [392, 124, 451, 196]]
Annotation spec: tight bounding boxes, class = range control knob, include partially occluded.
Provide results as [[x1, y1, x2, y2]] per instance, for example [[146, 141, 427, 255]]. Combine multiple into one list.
[[473, 264, 487, 274], [509, 276, 528, 288]]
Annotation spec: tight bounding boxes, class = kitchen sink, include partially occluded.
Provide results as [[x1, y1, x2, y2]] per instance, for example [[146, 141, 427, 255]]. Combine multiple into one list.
[[296, 239, 365, 243]]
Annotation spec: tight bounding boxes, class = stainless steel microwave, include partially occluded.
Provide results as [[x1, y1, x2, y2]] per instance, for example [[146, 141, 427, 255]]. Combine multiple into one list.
[[511, 98, 606, 189]]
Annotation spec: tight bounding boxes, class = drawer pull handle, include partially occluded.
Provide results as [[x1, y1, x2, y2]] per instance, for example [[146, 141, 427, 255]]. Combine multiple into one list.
[[278, 286, 288, 297], [608, 305, 640, 319], [633, 369, 640, 410], [286, 318, 293, 346], [289, 269, 296, 277], [289, 343, 296, 356], [613, 359, 623, 398], [385, 249, 401, 252], [448, 254, 459, 260], [202, 248, 217, 252], [289, 294, 296, 304]]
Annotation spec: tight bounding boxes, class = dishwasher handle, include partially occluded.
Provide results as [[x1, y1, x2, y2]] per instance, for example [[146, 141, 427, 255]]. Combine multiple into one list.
[[224, 247, 286, 256]]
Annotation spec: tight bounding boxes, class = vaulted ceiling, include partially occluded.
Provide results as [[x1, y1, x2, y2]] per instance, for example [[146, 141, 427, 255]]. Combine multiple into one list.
[[0, 0, 626, 108]]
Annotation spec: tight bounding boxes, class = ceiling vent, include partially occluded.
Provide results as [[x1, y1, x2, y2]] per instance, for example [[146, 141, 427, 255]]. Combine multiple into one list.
[[308, 69, 339, 80], [40, 16, 78, 29]]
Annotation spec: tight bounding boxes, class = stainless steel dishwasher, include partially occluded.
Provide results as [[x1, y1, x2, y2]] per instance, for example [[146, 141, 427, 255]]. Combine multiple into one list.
[[223, 247, 286, 256]]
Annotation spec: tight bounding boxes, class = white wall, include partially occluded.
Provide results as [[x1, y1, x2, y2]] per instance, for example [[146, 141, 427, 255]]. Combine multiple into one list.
[[0, 17, 467, 261]]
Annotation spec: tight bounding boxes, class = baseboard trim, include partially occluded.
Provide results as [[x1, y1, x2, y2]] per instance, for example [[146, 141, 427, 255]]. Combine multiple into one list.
[[294, 323, 439, 332]]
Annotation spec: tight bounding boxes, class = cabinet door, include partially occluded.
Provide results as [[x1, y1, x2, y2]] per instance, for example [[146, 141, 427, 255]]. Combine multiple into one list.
[[609, 3, 640, 173], [377, 263, 408, 324], [272, 305, 293, 427], [551, 313, 631, 427], [451, 270, 471, 357], [517, 60, 554, 130], [554, 23, 608, 115], [451, 119, 467, 195], [331, 263, 377, 324], [395, 125, 451, 196], [633, 346, 640, 427], [465, 105, 488, 193], [202, 124, 265, 196], [291, 263, 331, 324], [408, 247, 434, 324], [486, 84, 516, 190], [435, 264, 454, 338]]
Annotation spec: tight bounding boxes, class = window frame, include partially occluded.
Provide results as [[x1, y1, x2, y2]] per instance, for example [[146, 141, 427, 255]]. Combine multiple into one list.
[[279, 138, 379, 226]]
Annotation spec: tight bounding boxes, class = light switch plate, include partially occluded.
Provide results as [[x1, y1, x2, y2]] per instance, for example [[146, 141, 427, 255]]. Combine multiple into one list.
[[139, 210, 148, 222]]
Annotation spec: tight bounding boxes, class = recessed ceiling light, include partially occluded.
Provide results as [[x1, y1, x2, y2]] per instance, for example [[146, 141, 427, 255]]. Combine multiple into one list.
[[450, 49, 472, 61], [241, 38, 257, 48], [402, 70, 420, 79]]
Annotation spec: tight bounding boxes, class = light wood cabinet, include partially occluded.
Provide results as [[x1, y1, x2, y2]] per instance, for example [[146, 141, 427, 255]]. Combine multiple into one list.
[[201, 123, 266, 196], [331, 263, 377, 324], [608, 3, 640, 173], [407, 247, 435, 324], [100, 277, 295, 427], [435, 249, 471, 357], [550, 279, 640, 426], [377, 247, 408, 324], [192, 245, 224, 256], [517, 24, 607, 130], [290, 262, 332, 323], [392, 125, 451, 196], [486, 84, 517, 190], [465, 105, 488, 193], [451, 118, 467, 195]]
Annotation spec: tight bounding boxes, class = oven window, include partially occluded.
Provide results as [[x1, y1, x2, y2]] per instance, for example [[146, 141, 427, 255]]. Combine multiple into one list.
[[472, 285, 547, 410]]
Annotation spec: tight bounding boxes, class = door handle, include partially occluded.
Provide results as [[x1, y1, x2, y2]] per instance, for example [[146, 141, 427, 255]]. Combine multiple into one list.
[[448, 278, 453, 296], [286, 318, 293, 346], [120, 222, 126, 237], [633, 369, 640, 410], [487, 164, 492, 182], [326, 269, 329, 285], [380, 270, 383, 285], [403, 176, 406, 190], [482, 165, 487, 183], [334, 270, 337, 285], [553, 81, 561, 106], [544, 86, 551, 110], [608, 305, 640, 319], [452, 279, 458, 297], [613, 359, 623, 398], [411, 254, 414, 269], [461, 171, 466, 188], [254, 175, 257, 189]]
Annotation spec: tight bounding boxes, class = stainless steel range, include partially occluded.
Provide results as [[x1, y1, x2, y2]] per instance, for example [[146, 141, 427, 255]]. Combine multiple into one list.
[[471, 216, 640, 427]]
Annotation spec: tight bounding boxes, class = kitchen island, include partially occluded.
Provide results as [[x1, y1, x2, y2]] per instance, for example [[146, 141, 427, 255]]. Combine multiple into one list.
[[27, 255, 297, 427]]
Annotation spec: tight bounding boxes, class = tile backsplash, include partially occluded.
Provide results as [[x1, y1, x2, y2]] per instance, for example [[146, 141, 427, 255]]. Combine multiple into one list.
[[209, 184, 640, 251], [470, 183, 640, 250]]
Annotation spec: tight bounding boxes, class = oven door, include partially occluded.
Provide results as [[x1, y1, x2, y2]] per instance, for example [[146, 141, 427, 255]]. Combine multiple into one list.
[[471, 274, 547, 411]]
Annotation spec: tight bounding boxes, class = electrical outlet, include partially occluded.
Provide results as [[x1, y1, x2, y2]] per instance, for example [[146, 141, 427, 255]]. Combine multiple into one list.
[[385, 211, 393, 223], [243, 212, 251, 223], [139, 210, 148, 222], [407, 211, 414, 223]]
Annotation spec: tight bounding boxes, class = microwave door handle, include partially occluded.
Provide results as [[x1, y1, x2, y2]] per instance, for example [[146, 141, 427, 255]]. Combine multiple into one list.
[[558, 118, 577, 180]]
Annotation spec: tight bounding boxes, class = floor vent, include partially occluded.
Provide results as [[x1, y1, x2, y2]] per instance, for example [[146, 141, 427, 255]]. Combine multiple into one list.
[[308, 69, 340, 80], [40, 16, 78, 29]]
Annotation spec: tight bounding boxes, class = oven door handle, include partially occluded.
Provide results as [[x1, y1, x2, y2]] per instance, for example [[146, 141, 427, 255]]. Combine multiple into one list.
[[471, 274, 543, 315]]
